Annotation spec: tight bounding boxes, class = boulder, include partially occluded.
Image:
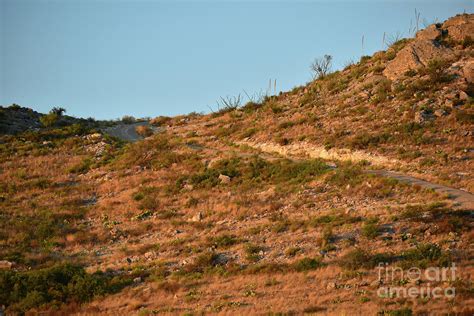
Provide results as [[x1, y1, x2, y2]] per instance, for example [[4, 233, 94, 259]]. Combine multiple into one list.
[[383, 40, 454, 80], [443, 14, 474, 42], [462, 60, 474, 83], [416, 24, 442, 41]]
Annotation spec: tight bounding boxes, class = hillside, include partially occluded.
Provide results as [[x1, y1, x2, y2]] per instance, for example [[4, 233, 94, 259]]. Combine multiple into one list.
[[0, 14, 473, 315]]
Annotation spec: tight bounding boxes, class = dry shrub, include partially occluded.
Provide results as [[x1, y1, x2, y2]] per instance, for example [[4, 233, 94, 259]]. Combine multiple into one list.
[[135, 125, 153, 137]]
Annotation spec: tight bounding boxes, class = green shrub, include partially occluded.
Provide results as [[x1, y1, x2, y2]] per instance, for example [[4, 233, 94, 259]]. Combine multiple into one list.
[[285, 247, 301, 257], [0, 264, 131, 314], [293, 257, 323, 272], [349, 132, 390, 149], [455, 110, 474, 124], [378, 308, 413, 316], [339, 249, 391, 270], [401, 243, 451, 268], [241, 127, 258, 138], [68, 157, 93, 174], [245, 243, 264, 262], [210, 234, 239, 248], [242, 101, 263, 113], [121, 115, 136, 123], [423, 58, 452, 84], [361, 222, 380, 239], [326, 164, 364, 187], [183, 251, 222, 274], [40, 113, 59, 127]]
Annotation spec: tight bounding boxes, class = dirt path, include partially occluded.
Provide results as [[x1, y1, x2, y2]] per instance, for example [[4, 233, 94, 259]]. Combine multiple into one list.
[[104, 121, 150, 142], [367, 170, 474, 210], [106, 126, 474, 209], [233, 142, 474, 210]]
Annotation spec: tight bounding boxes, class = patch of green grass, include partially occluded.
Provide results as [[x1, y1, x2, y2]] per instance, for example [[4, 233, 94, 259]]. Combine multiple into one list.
[[378, 308, 413, 316], [67, 157, 93, 174], [0, 264, 132, 314], [349, 132, 391, 150], [293, 257, 323, 272], [338, 248, 392, 270], [245, 243, 264, 262], [210, 234, 239, 248], [400, 243, 451, 268], [285, 247, 301, 257], [361, 220, 380, 239]]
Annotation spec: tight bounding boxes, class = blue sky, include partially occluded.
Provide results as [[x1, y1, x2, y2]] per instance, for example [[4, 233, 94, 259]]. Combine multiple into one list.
[[1, 1, 472, 119]]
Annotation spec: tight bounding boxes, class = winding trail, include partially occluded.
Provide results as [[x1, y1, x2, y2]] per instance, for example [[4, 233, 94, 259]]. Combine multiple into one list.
[[367, 170, 474, 210], [104, 125, 474, 210], [104, 121, 150, 142]]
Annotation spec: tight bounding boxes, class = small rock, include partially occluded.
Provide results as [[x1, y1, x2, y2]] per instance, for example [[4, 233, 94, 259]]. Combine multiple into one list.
[[445, 99, 455, 108], [459, 90, 469, 101], [0, 260, 13, 270], [434, 109, 447, 117], [415, 110, 434, 124], [191, 212, 203, 222], [218, 174, 231, 184], [133, 277, 142, 283], [327, 282, 337, 290], [371, 279, 383, 287], [144, 251, 155, 259], [183, 183, 194, 191]]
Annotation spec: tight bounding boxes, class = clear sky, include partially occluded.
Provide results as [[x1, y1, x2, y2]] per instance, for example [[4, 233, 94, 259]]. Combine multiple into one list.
[[1, 0, 472, 119]]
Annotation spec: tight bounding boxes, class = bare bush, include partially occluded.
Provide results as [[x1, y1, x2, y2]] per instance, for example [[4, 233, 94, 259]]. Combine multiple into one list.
[[216, 94, 242, 113], [310, 55, 333, 79]]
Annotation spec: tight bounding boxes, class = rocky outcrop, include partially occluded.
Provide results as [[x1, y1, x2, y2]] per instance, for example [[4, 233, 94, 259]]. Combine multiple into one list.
[[443, 14, 474, 42], [383, 40, 453, 80], [0, 105, 42, 134], [383, 14, 473, 81]]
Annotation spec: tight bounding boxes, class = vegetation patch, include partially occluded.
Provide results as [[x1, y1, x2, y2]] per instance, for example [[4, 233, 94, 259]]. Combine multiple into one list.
[[0, 264, 132, 314]]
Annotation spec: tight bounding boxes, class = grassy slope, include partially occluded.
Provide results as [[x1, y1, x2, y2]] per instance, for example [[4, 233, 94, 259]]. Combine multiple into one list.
[[1, 16, 473, 315]]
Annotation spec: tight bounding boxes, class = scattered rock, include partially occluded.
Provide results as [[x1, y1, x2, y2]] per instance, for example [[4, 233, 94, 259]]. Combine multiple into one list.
[[459, 90, 469, 101], [370, 279, 383, 287], [183, 183, 194, 191], [0, 260, 14, 270], [327, 282, 337, 290], [144, 251, 157, 260], [85, 133, 102, 140], [133, 277, 142, 283], [218, 174, 231, 184], [415, 110, 435, 124], [191, 212, 203, 222], [434, 109, 448, 117], [445, 99, 455, 108]]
